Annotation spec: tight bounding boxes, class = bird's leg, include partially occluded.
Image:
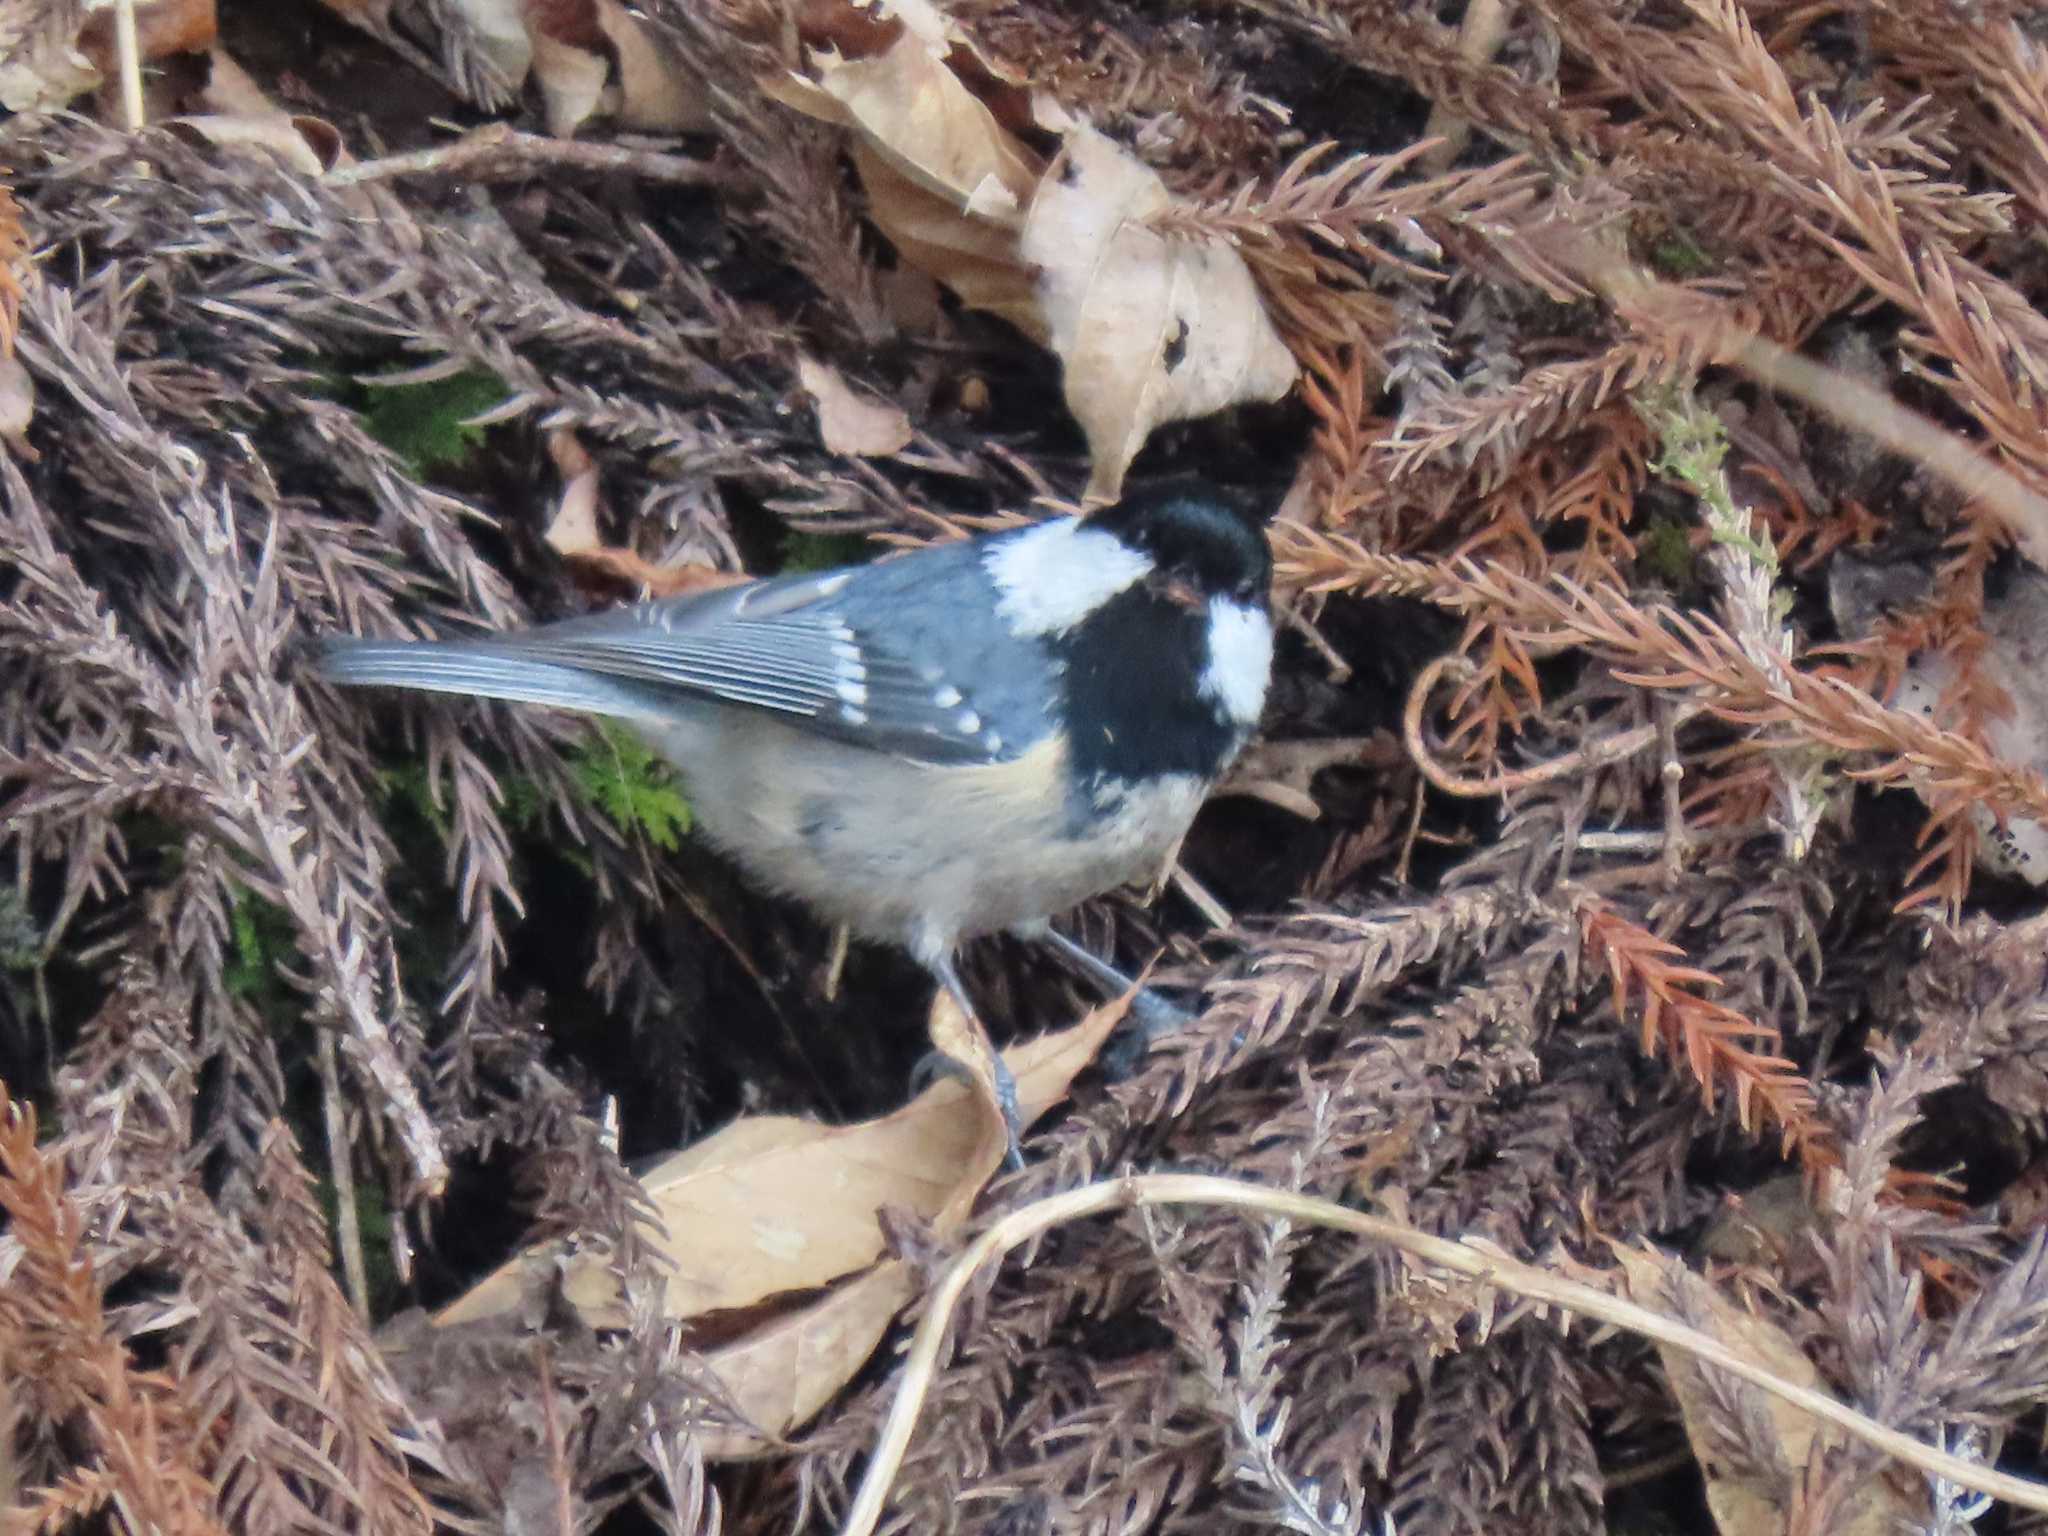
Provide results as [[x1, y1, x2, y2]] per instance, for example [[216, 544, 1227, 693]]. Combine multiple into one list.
[[922, 954, 1024, 1171], [1031, 926, 1195, 1067]]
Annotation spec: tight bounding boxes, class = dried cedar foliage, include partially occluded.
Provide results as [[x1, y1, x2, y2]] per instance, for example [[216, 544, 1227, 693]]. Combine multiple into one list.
[[4, 0, 2048, 1533]]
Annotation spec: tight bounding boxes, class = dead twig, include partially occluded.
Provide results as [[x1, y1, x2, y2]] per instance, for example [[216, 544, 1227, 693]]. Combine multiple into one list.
[[1404, 654, 1673, 797], [838, 1172, 2048, 1536], [326, 125, 741, 191]]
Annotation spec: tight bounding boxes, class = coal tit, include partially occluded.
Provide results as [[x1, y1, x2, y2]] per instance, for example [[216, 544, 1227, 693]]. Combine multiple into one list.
[[315, 480, 1274, 1157]]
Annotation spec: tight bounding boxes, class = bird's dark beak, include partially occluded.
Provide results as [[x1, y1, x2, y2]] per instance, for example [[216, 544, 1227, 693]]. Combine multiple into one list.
[[1148, 571, 1205, 612]]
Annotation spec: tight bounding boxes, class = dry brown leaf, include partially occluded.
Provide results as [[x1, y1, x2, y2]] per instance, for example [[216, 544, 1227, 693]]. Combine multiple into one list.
[[847, 137, 1044, 337], [428, 0, 534, 93], [762, 17, 1046, 338], [774, 3, 1296, 501], [796, 355, 915, 457], [541, 427, 747, 597], [598, 0, 705, 130], [166, 113, 344, 176], [543, 428, 604, 555], [2, 0, 214, 111], [805, 22, 1038, 222], [531, 23, 611, 139], [1022, 126, 1298, 502], [435, 994, 1128, 1332], [530, 0, 709, 138], [695, 1261, 919, 1458], [0, 355, 37, 462], [1613, 1245, 1918, 1536], [76, 0, 215, 73]]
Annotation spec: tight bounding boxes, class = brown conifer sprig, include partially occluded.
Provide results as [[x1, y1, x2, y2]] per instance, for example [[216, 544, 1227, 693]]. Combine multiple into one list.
[[1272, 526, 2048, 836], [1580, 906, 1831, 1165], [0, 1093, 226, 1536]]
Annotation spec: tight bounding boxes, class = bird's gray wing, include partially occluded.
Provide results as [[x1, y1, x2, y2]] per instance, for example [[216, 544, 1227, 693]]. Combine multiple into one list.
[[318, 536, 1059, 765]]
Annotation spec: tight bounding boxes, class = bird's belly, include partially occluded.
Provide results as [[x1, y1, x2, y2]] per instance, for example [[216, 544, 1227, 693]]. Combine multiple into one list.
[[643, 710, 1206, 960]]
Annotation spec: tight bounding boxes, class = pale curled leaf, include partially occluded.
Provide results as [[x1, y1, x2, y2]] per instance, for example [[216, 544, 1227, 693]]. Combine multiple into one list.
[[483, 0, 712, 137], [543, 428, 749, 595], [0, 356, 36, 451], [772, 8, 1297, 499], [433, 995, 1129, 1330], [796, 355, 915, 457], [808, 25, 1039, 223], [848, 138, 1044, 338], [1022, 127, 1299, 502], [2, 0, 216, 112], [1613, 1245, 1914, 1536], [694, 1262, 920, 1459]]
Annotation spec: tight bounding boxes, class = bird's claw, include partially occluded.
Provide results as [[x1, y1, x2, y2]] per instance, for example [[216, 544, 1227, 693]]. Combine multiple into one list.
[[909, 1046, 1025, 1169], [1098, 985, 1196, 1081]]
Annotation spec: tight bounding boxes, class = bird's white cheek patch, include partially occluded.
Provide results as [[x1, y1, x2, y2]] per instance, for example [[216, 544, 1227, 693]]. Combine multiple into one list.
[[1201, 599, 1273, 726], [984, 518, 1152, 636]]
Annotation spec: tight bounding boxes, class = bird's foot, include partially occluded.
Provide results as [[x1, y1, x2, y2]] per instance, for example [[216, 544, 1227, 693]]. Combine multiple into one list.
[[1098, 985, 1197, 1081], [909, 1045, 1025, 1170]]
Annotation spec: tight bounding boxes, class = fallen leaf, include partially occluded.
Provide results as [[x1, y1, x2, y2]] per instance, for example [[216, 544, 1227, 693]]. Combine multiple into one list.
[[541, 428, 747, 598], [451, 0, 535, 94], [1613, 1245, 1916, 1536], [531, 21, 611, 139], [76, 0, 215, 74], [529, 0, 709, 138], [807, 22, 1038, 223], [542, 428, 604, 555], [2, 0, 214, 112], [847, 137, 1044, 337], [0, 356, 38, 462], [796, 355, 915, 457], [1022, 126, 1298, 502], [762, 20, 1045, 338], [1890, 566, 2048, 886], [773, 1, 1297, 501], [694, 1261, 918, 1458], [166, 113, 344, 176], [434, 994, 1128, 1331], [921, 987, 1014, 1185], [596, 0, 707, 131], [876, 264, 945, 335]]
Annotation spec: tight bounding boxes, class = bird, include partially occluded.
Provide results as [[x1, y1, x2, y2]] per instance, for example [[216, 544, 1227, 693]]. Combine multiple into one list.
[[314, 479, 1275, 1162]]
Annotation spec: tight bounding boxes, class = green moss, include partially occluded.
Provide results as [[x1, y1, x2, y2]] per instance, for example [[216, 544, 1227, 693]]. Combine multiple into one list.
[[781, 529, 874, 574], [224, 888, 297, 1008], [359, 368, 511, 474], [318, 1174, 403, 1316], [1639, 384, 1779, 576], [571, 721, 692, 851], [1637, 515, 1698, 591], [0, 888, 38, 972], [1647, 233, 1713, 279], [374, 761, 454, 837]]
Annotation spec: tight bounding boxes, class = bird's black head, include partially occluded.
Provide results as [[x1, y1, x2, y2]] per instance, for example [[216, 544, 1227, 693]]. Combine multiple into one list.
[[1084, 480, 1272, 606]]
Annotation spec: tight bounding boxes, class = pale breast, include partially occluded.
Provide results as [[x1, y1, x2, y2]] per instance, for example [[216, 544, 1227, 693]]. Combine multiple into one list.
[[643, 709, 1211, 964]]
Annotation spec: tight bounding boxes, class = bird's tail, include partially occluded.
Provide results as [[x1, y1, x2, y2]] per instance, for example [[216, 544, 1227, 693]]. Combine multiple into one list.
[[314, 637, 666, 720]]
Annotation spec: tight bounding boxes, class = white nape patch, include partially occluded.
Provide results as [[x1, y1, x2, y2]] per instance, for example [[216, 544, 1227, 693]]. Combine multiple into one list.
[[1201, 598, 1273, 727], [984, 518, 1152, 637]]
